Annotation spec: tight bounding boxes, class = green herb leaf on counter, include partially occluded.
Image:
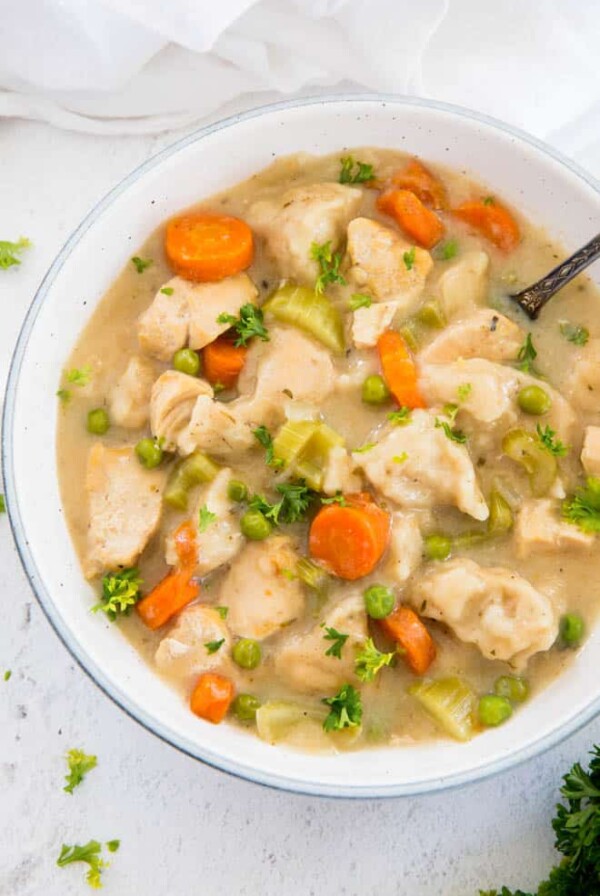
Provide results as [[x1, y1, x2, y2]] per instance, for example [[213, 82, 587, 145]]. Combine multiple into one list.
[[563, 477, 600, 533], [349, 293, 372, 311], [93, 568, 142, 621], [4, 670, 11, 681], [322, 625, 349, 659], [560, 321, 589, 346], [56, 840, 106, 889], [204, 639, 225, 655], [311, 241, 346, 294], [64, 749, 97, 795], [106, 840, 120, 853], [0, 237, 31, 269], [322, 684, 362, 732], [216, 303, 269, 346], [0, 495, 5, 513], [198, 505, 217, 533], [339, 156, 375, 185], [355, 638, 394, 683], [536, 425, 568, 458], [403, 247, 416, 271], [131, 256, 152, 274]]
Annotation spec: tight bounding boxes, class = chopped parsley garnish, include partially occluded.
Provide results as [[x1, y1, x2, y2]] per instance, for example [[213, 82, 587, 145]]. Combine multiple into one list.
[[322, 625, 349, 659], [0, 237, 31, 269], [482, 195, 495, 206], [457, 383, 472, 402], [0, 495, 5, 513], [311, 241, 346, 294], [443, 402, 459, 423], [64, 748, 97, 794], [56, 841, 107, 889], [349, 293, 373, 311], [354, 442, 376, 453], [160, 286, 174, 296], [216, 303, 269, 347], [204, 639, 225, 654], [435, 416, 467, 444], [437, 239, 458, 260], [339, 156, 375, 185], [4, 670, 11, 681], [66, 366, 92, 387], [56, 389, 71, 404], [106, 840, 120, 853], [563, 477, 600, 533], [131, 256, 152, 274], [93, 568, 142, 621], [537, 424, 568, 457], [252, 425, 282, 468], [387, 407, 412, 426], [215, 606, 229, 619], [198, 505, 217, 532], [560, 321, 589, 346], [517, 333, 538, 373], [403, 247, 416, 271], [355, 638, 394, 683], [321, 492, 346, 506], [322, 684, 362, 732], [393, 452, 408, 464], [249, 482, 315, 526]]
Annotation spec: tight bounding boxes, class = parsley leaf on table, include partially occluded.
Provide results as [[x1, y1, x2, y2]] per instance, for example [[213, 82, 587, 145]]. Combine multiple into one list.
[[64, 749, 97, 794]]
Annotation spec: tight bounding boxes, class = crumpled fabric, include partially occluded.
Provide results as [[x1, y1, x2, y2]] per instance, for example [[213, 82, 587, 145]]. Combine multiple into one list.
[[0, 0, 598, 174]]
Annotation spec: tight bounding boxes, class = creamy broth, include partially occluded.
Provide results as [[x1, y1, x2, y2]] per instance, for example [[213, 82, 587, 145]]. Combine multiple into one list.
[[57, 148, 600, 751]]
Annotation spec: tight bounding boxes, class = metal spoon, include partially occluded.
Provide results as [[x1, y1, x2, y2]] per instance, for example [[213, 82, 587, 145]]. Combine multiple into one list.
[[510, 232, 600, 319]]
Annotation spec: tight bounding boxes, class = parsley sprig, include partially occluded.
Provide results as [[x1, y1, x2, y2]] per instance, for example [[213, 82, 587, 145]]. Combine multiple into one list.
[[339, 156, 375, 184], [355, 638, 394, 683], [198, 505, 217, 532], [322, 684, 362, 732], [388, 407, 412, 426], [560, 321, 589, 346], [435, 403, 467, 444], [248, 482, 315, 526], [517, 333, 539, 374], [216, 303, 269, 347], [57, 840, 117, 889], [537, 424, 568, 457], [322, 625, 349, 659], [563, 477, 600, 534], [252, 425, 282, 468], [311, 241, 347, 294], [0, 237, 31, 269], [64, 749, 97, 794], [93, 568, 142, 621], [349, 293, 372, 311], [131, 256, 152, 274]]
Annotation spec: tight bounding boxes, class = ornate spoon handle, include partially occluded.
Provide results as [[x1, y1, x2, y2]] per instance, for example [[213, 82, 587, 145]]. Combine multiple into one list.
[[510, 232, 600, 319]]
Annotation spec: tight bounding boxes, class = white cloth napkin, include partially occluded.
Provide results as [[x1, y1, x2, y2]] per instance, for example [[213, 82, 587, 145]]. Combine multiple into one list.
[[1, 0, 599, 174]]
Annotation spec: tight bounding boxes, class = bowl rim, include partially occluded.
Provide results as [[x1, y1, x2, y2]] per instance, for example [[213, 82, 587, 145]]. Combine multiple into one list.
[[4, 92, 600, 799]]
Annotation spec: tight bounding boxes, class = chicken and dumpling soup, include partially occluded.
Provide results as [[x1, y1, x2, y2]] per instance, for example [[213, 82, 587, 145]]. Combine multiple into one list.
[[57, 149, 600, 751]]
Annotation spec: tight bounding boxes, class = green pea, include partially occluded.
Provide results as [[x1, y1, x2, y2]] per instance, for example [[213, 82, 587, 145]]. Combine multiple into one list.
[[478, 694, 513, 727], [232, 693, 261, 722], [424, 533, 452, 561], [87, 408, 110, 435], [228, 479, 248, 502], [135, 438, 164, 469], [494, 675, 529, 703], [173, 347, 201, 377], [560, 612, 585, 648], [233, 638, 262, 670], [361, 374, 391, 405], [517, 385, 551, 416], [363, 584, 395, 619], [240, 509, 273, 541]]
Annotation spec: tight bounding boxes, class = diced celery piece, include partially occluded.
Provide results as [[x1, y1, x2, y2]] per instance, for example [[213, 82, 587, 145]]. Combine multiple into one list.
[[409, 677, 476, 742], [487, 489, 513, 535], [256, 700, 327, 745], [273, 420, 344, 490], [502, 428, 557, 497], [296, 557, 330, 597], [264, 284, 345, 354], [272, 421, 319, 468], [398, 321, 422, 352], [415, 299, 446, 329], [164, 451, 220, 510]]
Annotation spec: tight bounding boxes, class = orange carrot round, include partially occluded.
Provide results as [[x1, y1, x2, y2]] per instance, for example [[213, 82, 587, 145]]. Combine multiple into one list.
[[190, 672, 235, 723], [380, 606, 436, 675], [377, 329, 425, 409], [165, 213, 254, 282], [376, 189, 444, 248], [309, 493, 390, 580], [203, 334, 248, 389], [392, 159, 447, 209], [452, 200, 520, 252], [137, 569, 199, 630]]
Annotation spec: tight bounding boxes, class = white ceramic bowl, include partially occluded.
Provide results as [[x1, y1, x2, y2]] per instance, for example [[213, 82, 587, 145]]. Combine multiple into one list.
[[5, 95, 600, 798]]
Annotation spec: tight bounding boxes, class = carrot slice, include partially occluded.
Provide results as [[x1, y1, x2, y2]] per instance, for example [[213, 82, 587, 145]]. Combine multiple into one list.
[[165, 213, 254, 282], [172, 520, 198, 568], [452, 200, 520, 252], [190, 672, 235, 724], [377, 329, 425, 409], [391, 159, 447, 209], [203, 333, 248, 389], [380, 606, 436, 675], [137, 569, 199, 630], [376, 189, 444, 248], [309, 493, 390, 581]]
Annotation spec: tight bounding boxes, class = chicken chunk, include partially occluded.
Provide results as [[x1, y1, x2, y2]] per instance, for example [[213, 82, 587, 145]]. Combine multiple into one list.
[[566, 339, 600, 412], [581, 426, 600, 477], [419, 310, 523, 365], [351, 301, 398, 349], [109, 355, 157, 429], [223, 537, 305, 640], [322, 445, 362, 496], [354, 409, 488, 520], [165, 469, 244, 575], [385, 512, 424, 585], [177, 395, 255, 458], [84, 443, 165, 578], [155, 605, 234, 683], [346, 217, 433, 312], [274, 594, 368, 695], [248, 182, 361, 283], [437, 251, 489, 320], [150, 370, 213, 451], [138, 274, 257, 360], [411, 558, 558, 666], [515, 499, 594, 557]]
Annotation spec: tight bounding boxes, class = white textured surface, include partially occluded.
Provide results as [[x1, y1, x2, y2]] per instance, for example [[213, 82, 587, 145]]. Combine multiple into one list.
[[1, 111, 600, 896]]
